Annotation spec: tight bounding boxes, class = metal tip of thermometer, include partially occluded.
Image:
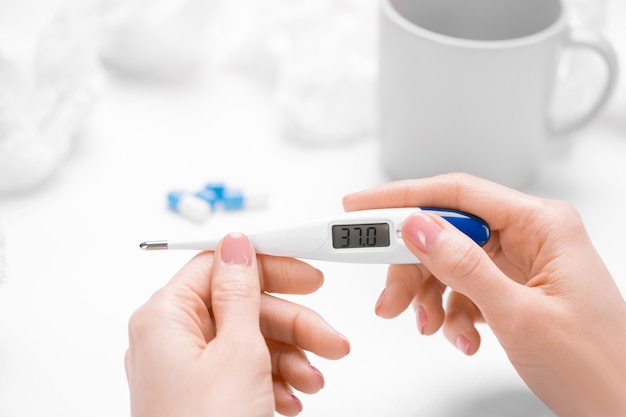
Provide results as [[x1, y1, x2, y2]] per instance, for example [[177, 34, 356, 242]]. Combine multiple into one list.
[[140, 240, 169, 250]]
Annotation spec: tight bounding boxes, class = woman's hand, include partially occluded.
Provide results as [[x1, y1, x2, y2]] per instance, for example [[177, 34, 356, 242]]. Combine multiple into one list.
[[126, 233, 350, 417], [343, 173, 626, 417]]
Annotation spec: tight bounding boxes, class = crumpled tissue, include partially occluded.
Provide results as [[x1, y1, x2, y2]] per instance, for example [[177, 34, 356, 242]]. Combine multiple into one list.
[[0, 8, 102, 195], [98, 0, 218, 80], [97, 0, 379, 144], [220, 0, 379, 145]]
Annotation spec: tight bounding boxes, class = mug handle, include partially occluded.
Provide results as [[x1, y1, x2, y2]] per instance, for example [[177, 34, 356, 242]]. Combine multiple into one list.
[[550, 30, 618, 135]]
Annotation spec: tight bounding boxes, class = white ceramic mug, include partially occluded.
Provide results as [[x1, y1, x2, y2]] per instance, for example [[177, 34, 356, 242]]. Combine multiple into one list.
[[378, 0, 618, 188]]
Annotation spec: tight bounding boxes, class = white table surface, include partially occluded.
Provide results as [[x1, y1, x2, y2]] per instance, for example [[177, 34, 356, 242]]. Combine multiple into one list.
[[1, 1, 625, 416]]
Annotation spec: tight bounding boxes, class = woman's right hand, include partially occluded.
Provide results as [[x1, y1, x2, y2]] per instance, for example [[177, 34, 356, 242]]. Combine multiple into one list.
[[343, 173, 626, 417]]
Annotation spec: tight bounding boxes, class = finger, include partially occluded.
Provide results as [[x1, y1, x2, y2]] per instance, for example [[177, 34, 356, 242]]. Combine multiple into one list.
[[211, 233, 263, 341], [410, 274, 447, 335], [267, 339, 325, 394], [260, 294, 351, 360], [377, 264, 446, 334], [342, 173, 537, 231], [443, 291, 483, 355], [165, 252, 324, 298], [273, 376, 303, 417], [258, 255, 324, 295], [401, 211, 523, 319], [375, 264, 425, 318]]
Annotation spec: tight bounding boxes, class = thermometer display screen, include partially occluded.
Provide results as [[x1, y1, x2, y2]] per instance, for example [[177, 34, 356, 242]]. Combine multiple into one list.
[[331, 223, 390, 249]]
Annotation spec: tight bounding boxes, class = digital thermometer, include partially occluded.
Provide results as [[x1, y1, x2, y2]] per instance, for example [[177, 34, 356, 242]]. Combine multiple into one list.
[[140, 208, 490, 264]]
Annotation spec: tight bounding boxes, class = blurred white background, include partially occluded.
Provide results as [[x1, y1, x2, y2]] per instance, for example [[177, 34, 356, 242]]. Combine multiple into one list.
[[0, 0, 624, 416]]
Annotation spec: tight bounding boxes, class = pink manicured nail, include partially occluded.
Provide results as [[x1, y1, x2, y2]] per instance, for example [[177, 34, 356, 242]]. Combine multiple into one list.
[[220, 233, 253, 266], [339, 333, 351, 355], [309, 365, 325, 389], [455, 335, 471, 355], [375, 289, 386, 316], [416, 306, 428, 335], [290, 393, 303, 413], [403, 212, 443, 252]]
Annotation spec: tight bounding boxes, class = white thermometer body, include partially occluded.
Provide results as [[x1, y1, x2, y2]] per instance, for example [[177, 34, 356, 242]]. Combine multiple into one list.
[[140, 208, 490, 264]]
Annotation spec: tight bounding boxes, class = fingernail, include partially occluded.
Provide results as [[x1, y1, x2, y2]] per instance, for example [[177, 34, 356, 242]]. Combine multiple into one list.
[[416, 306, 428, 335], [403, 212, 443, 252], [375, 289, 386, 316], [290, 392, 303, 413], [339, 333, 351, 355], [309, 364, 325, 389], [220, 233, 253, 266], [455, 335, 471, 355]]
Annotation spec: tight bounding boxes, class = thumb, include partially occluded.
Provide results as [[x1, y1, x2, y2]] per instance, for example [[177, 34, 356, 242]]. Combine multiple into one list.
[[402, 212, 519, 317], [211, 232, 262, 340]]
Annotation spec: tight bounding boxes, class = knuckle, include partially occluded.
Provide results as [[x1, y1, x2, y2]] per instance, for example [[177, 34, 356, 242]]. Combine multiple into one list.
[[442, 171, 474, 184], [127, 289, 171, 339], [289, 307, 327, 351], [217, 334, 270, 367], [529, 198, 587, 240], [127, 305, 153, 340], [212, 279, 259, 303], [548, 200, 584, 226], [445, 242, 485, 285], [530, 197, 580, 223]]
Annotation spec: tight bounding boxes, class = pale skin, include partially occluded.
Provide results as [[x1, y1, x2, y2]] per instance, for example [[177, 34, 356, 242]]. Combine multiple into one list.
[[125, 232, 350, 417], [343, 173, 626, 417]]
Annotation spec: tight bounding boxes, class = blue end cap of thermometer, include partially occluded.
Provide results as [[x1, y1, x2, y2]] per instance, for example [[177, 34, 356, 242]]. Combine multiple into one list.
[[422, 208, 490, 246]]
